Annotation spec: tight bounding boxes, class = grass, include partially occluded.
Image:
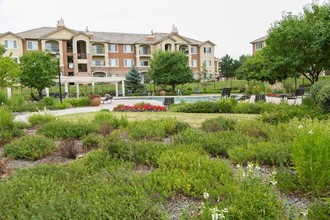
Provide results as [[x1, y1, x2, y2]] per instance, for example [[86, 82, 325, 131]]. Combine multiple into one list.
[[59, 112, 258, 128]]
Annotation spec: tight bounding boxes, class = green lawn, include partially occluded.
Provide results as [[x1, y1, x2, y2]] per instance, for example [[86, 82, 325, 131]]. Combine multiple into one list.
[[60, 112, 258, 128]]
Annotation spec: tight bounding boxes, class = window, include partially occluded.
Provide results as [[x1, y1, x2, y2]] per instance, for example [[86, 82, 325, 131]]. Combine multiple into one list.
[[27, 41, 38, 50], [124, 59, 134, 67], [191, 46, 197, 54], [4, 40, 18, 49], [45, 41, 59, 52], [78, 64, 87, 72], [92, 45, 105, 54], [109, 44, 118, 52], [203, 60, 212, 67], [256, 42, 264, 50], [139, 46, 150, 55], [124, 45, 134, 53], [203, 47, 212, 53], [92, 60, 105, 66], [109, 59, 119, 67], [191, 60, 197, 67], [140, 60, 149, 66]]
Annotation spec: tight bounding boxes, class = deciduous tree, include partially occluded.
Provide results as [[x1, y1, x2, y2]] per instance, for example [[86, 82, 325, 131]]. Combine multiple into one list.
[[148, 50, 193, 91]]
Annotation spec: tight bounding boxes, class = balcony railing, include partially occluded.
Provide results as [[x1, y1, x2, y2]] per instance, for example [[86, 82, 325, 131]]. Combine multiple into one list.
[[78, 53, 87, 59], [92, 48, 105, 54], [92, 61, 105, 66], [139, 49, 151, 55]]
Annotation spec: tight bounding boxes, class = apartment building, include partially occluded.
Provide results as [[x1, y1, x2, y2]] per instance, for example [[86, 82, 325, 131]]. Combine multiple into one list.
[[250, 35, 267, 55], [0, 19, 218, 80]]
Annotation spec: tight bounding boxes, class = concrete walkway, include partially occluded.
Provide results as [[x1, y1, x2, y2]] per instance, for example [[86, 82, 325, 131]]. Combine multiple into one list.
[[14, 99, 164, 123]]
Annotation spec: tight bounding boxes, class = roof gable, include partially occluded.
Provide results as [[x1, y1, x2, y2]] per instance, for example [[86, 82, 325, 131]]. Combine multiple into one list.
[[41, 27, 77, 39], [0, 31, 23, 40]]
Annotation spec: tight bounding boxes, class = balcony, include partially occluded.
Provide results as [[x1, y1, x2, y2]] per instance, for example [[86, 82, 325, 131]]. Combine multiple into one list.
[[139, 49, 151, 56], [92, 48, 105, 55], [78, 53, 87, 59], [92, 60, 105, 66]]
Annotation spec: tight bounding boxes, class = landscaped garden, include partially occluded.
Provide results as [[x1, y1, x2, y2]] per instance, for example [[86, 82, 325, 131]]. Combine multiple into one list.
[[0, 85, 329, 219]]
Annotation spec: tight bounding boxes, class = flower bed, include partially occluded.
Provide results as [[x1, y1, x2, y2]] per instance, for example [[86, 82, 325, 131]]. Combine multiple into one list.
[[113, 103, 166, 112]]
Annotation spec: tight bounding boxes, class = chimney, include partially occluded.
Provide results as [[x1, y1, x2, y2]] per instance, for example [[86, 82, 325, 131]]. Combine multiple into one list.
[[171, 24, 178, 34], [57, 18, 65, 28], [146, 30, 155, 42]]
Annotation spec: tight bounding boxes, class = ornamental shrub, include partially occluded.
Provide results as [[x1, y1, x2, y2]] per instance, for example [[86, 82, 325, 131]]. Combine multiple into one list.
[[310, 80, 330, 113], [201, 116, 236, 132], [3, 135, 56, 160], [28, 113, 56, 127]]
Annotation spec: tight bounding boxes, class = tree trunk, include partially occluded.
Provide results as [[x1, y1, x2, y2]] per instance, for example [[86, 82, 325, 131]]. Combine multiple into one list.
[[38, 89, 44, 99]]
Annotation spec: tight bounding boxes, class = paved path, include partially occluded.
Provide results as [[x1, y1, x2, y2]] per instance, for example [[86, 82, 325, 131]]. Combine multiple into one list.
[[14, 99, 163, 123], [14, 96, 302, 123]]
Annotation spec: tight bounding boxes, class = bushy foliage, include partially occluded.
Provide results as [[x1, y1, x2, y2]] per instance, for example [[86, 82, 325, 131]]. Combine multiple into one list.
[[291, 122, 330, 194], [93, 111, 128, 129], [228, 141, 291, 166], [63, 97, 89, 107], [308, 199, 330, 220], [173, 129, 252, 157], [233, 102, 263, 114], [3, 135, 57, 160], [28, 113, 56, 127], [310, 80, 330, 113], [82, 133, 104, 150], [217, 98, 238, 113], [38, 121, 98, 139], [127, 117, 189, 141], [145, 147, 235, 198], [0, 107, 14, 131], [169, 101, 220, 113], [201, 116, 236, 132]]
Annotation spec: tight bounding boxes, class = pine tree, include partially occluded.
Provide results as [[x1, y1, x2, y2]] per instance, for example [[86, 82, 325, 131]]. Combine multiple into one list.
[[125, 65, 144, 93]]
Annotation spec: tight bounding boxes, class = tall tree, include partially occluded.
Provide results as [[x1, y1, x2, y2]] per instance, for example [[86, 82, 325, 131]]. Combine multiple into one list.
[[197, 63, 211, 91], [0, 45, 6, 56], [19, 51, 57, 99], [219, 54, 235, 78], [0, 56, 21, 88], [148, 50, 193, 91], [265, 2, 330, 84], [125, 65, 144, 93]]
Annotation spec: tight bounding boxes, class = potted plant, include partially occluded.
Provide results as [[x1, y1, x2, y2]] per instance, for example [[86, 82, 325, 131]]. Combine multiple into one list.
[[88, 94, 101, 106]]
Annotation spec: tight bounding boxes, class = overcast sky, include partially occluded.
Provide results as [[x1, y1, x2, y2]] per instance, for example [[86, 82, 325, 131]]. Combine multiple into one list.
[[0, 0, 313, 59]]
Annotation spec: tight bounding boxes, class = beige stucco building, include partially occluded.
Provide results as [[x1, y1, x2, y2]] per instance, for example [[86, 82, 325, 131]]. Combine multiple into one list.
[[0, 19, 218, 81]]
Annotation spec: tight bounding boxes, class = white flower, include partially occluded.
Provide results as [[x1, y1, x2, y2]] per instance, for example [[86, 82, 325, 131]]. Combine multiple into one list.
[[236, 164, 240, 168], [222, 208, 228, 213], [203, 192, 209, 200], [308, 130, 313, 134], [272, 171, 277, 176], [301, 211, 308, 216], [219, 213, 225, 219], [270, 180, 277, 185], [298, 125, 303, 129]]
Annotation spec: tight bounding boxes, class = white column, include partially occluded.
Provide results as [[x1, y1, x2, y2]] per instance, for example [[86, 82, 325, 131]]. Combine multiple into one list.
[[76, 83, 80, 98], [115, 82, 118, 97], [121, 80, 125, 97], [64, 82, 69, 97], [45, 87, 49, 97], [92, 82, 95, 93], [6, 87, 12, 99]]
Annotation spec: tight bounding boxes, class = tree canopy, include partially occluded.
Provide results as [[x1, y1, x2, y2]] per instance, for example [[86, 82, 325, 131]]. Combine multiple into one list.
[[148, 50, 193, 91], [0, 45, 6, 56], [125, 65, 144, 93], [0, 56, 21, 88], [265, 2, 330, 84], [19, 51, 58, 98]]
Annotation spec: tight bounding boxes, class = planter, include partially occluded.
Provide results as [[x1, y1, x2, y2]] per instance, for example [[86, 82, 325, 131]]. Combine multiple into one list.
[[160, 90, 166, 96], [89, 97, 101, 106]]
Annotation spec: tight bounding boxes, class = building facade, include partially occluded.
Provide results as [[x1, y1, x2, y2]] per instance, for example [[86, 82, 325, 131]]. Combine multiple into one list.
[[250, 35, 267, 55], [0, 19, 218, 80]]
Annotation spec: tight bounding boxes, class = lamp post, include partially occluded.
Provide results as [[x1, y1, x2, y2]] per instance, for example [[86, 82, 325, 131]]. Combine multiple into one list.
[[55, 51, 62, 103]]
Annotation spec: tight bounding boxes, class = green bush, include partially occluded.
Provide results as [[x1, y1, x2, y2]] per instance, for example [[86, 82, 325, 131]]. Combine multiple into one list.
[[169, 101, 220, 113], [3, 135, 57, 160], [235, 120, 275, 141], [233, 102, 263, 114], [201, 116, 236, 132], [276, 167, 301, 194], [0, 151, 165, 219], [93, 111, 128, 129], [228, 141, 291, 166], [260, 104, 306, 124], [310, 80, 330, 113], [308, 199, 330, 220], [127, 117, 188, 141], [38, 96, 58, 107], [291, 125, 330, 194], [217, 98, 238, 113], [63, 97, 89, 107], [82, 133, 104, 150], [28, 113, 56, 127], [38, 121, 98, 139], [173, 129, 252, 157], [0, 107, 14, 131], [145, 147, 235, 199]]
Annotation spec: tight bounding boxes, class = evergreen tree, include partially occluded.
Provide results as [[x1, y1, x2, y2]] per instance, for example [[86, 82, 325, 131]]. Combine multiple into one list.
[[125, 65, 144, 93]]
